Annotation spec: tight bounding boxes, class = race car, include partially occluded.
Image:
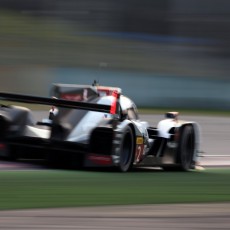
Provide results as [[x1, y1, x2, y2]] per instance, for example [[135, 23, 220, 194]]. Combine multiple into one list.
[[0, 83, 200, 172]]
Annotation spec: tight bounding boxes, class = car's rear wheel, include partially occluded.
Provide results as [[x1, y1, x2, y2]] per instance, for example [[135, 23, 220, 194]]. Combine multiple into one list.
[[119, 126, 134, 172], [177, 125, 195, 171]]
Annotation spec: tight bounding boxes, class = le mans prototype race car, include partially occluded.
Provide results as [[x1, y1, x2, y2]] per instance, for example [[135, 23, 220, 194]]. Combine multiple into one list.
[[0, 83, 200, 172]]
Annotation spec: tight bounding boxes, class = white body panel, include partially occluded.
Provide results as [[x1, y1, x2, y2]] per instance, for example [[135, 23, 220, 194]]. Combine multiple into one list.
[[24, 126, 51, 139]]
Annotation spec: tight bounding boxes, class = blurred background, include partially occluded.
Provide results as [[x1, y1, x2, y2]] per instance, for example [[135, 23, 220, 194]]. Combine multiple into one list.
[[0, 0, 229, 110]]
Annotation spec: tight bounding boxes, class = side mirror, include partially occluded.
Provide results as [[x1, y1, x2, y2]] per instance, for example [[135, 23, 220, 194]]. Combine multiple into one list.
[[165, 112, 179, 120]]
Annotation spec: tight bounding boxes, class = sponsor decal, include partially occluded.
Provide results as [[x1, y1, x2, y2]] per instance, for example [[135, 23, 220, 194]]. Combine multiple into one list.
[[88, 154, 112, 165], [97, 87, 120, 96], [136, 136, 144, 145], [60, 93, 82, 101]]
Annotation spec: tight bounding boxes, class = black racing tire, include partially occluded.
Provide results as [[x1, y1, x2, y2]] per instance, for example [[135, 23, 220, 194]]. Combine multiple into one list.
[[177, 125, 196, 171], [119, 126, 135, 172]]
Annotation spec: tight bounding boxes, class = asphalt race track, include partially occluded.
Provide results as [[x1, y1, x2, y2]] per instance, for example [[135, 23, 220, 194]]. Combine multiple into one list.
[[0, 113, 229, 230], [1, 203, 230, 229]]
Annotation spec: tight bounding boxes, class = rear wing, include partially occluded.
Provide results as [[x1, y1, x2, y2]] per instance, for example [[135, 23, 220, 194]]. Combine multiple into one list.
[[50, 83, 122, 100], [50, 83, 121, 115], [51, 84, 99, 101], [0, 92, 113, 114]]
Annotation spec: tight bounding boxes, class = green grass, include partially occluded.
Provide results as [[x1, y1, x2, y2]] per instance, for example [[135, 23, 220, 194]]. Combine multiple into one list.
[[0, 168, 230, 210]]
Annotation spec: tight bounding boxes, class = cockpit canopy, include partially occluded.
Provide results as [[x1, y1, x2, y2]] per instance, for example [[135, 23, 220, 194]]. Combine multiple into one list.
[[119, 95, 139, 120]]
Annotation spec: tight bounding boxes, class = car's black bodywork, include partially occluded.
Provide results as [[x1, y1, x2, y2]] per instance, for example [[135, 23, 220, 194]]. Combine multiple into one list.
[[0, 84, 200, 172]]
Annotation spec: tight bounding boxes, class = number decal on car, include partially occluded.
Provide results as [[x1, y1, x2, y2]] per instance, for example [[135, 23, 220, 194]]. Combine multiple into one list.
[[135, 137, 144, 163]]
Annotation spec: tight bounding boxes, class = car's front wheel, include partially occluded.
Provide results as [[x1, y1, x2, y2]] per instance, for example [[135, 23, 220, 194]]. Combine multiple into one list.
[[177, 125, 196, 171]]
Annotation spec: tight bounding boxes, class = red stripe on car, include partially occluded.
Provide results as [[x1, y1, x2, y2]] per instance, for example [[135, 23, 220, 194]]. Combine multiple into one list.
[[110, 90, 118, 114], [88, 154, 112, 165]]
